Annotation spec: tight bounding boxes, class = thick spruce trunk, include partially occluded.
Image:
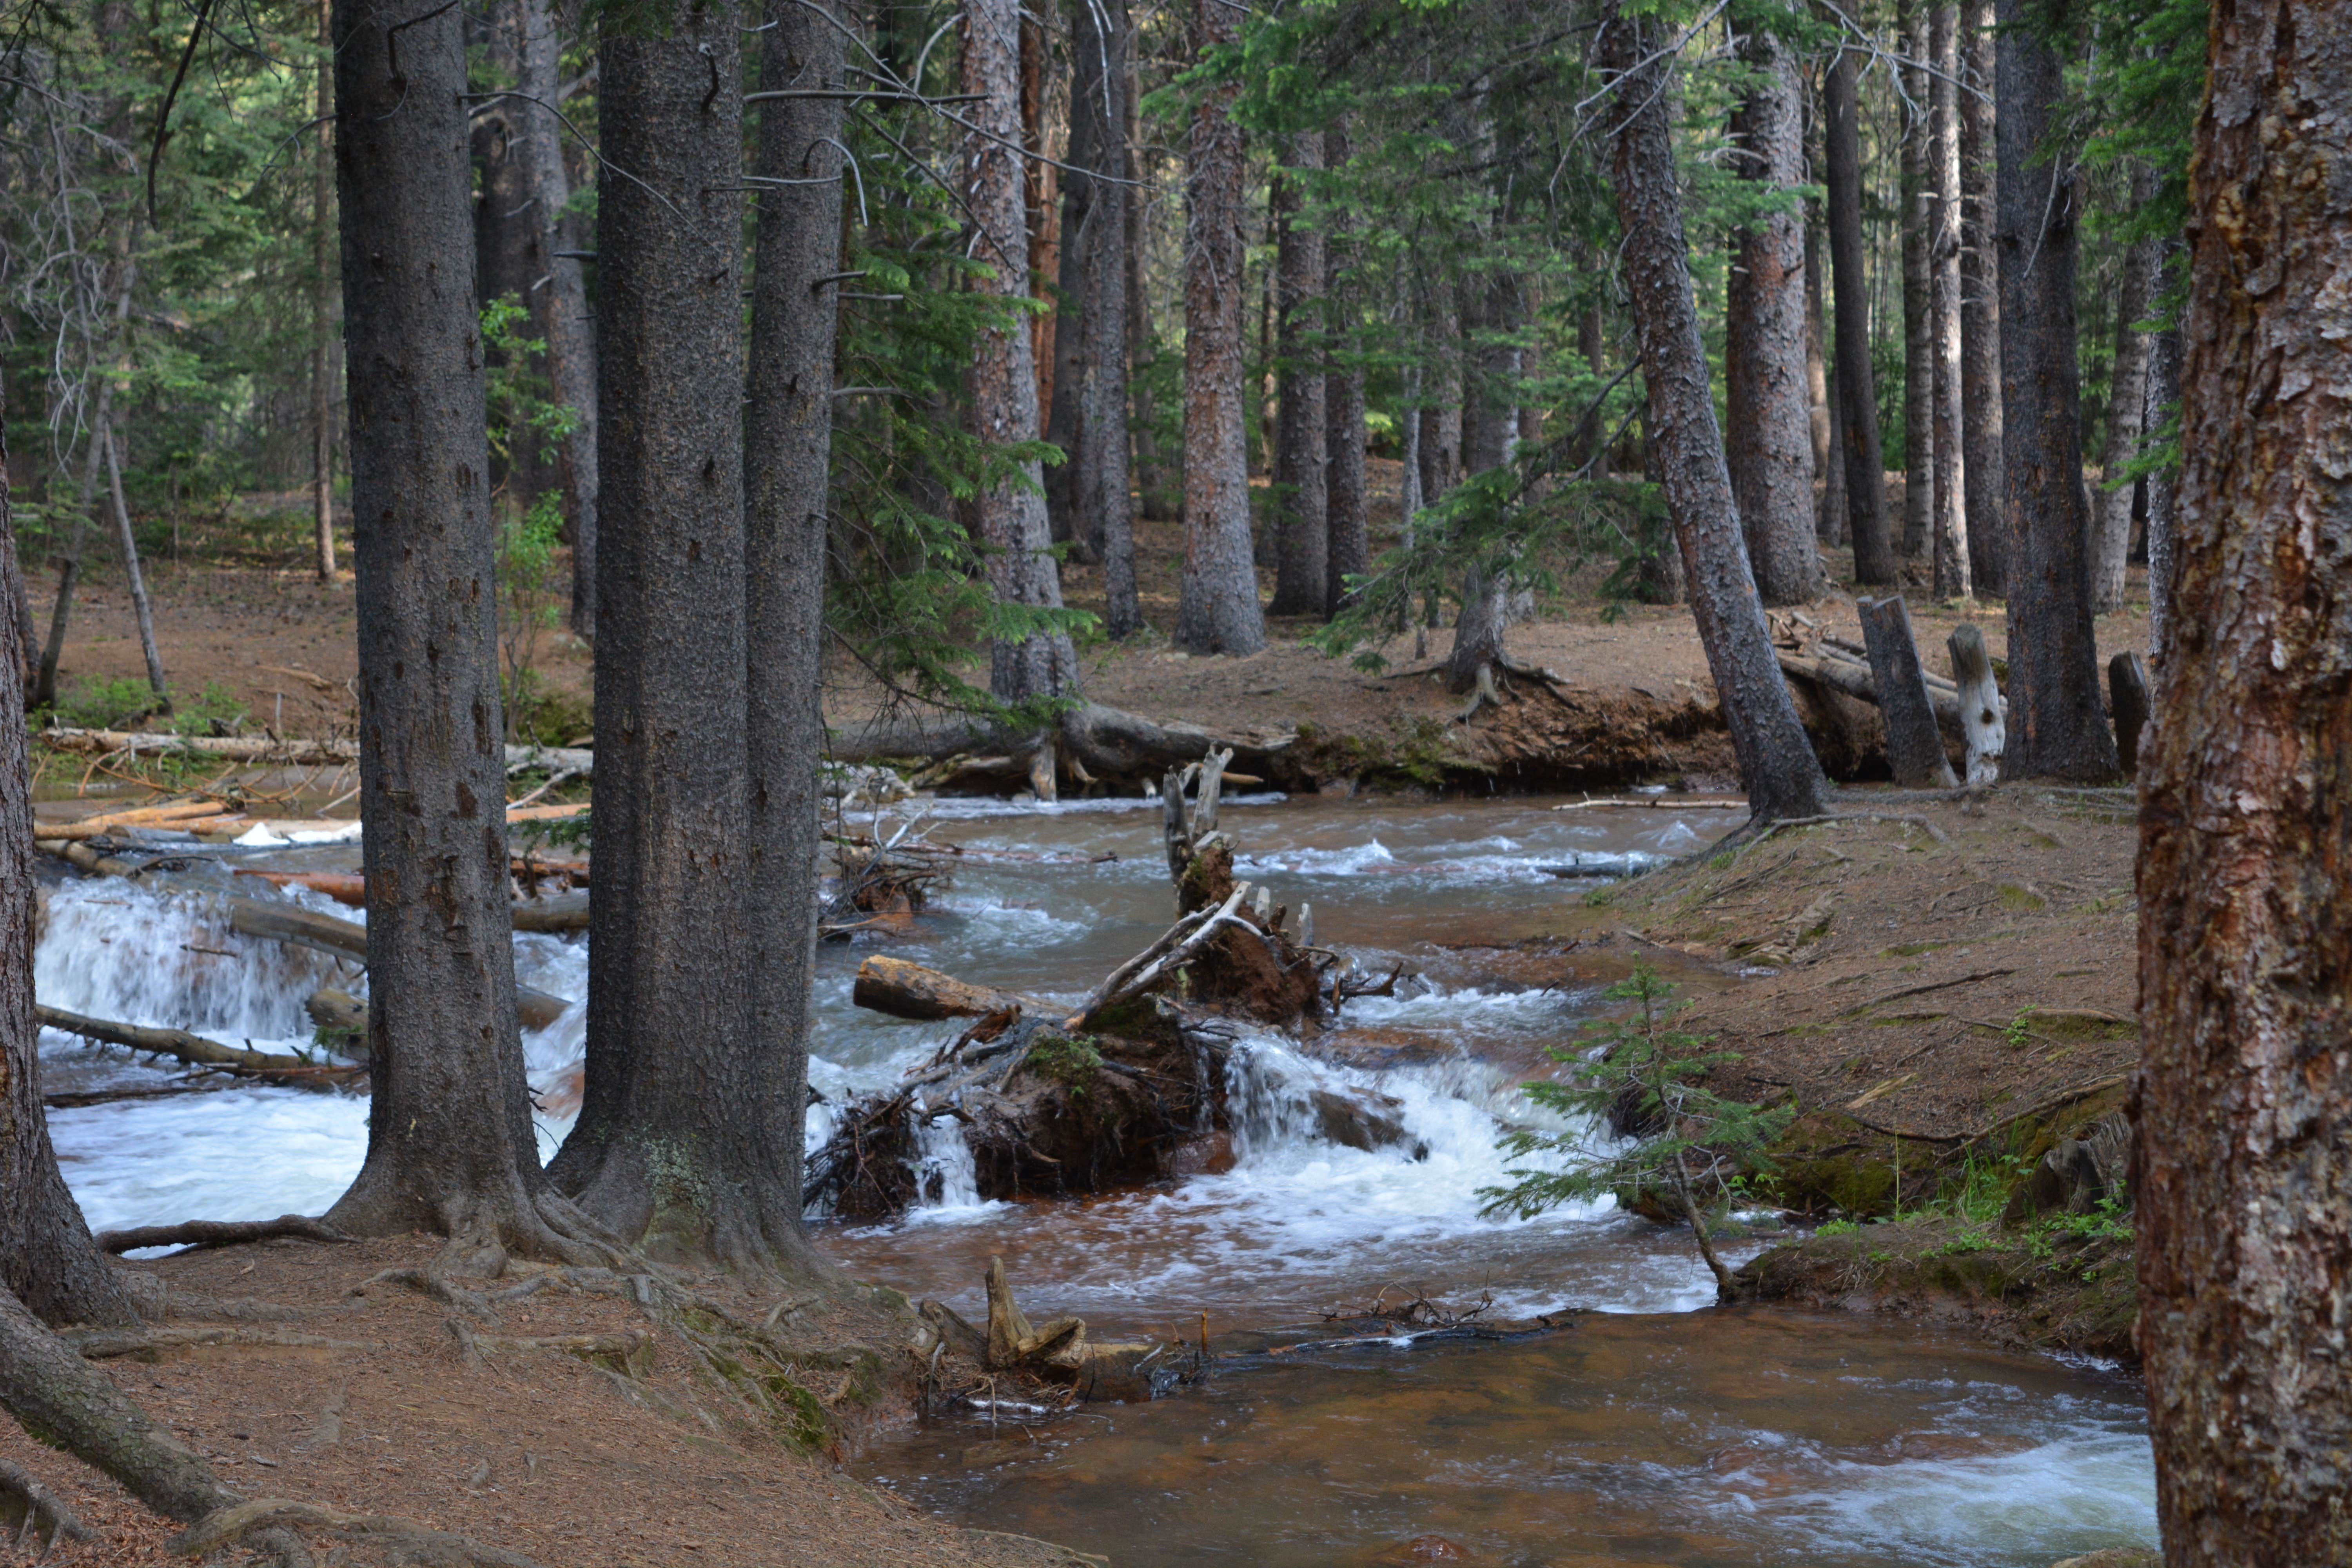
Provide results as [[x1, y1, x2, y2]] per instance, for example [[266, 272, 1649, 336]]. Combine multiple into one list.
[[1929, 0, 1970, 599], [328, 0, 568, 1251], [1824, 48, 1895, 583], [1993, 0, 2116, 781], [552, 5, 795, 1267], [1602, 6, 1831, 822], [0, 413, 136, 1328], [966, 0, 1079, 706], [2136, 0, 2352, 1554], [1726, 7, 1820, 606], [1959, 0, 2004, 595], [743, 0, 850, 1281], [1174, 0, 1264, 653]]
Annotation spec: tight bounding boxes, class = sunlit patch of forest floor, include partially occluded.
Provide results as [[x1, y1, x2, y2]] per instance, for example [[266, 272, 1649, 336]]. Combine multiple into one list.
[[0, 1234, 1103, 1567], [1549, 790, 2146, 1359]]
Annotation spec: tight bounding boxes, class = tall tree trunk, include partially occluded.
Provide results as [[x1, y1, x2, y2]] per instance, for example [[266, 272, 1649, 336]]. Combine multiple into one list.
[[1127, 119, 1173, 524], [743, 0, 848, 1284], [1269, 139, 1328, 617], [510, 0, 599, 643], [1324, 116, 1367, 618], [1602, 5, 1831, 822], [1174, 0, 1264, 654], [328, 0, 573, 1253], [1726, 5, 1821, 606], [1042, 0, 1095, 556], [472, 0, 543, 512], [311, 0, 337, 584], [968, 0, 1080, 708], [0, 410, 136, 1329], [100, 424, 167, 708], [1959, 0, 2004, 593], [1929, 0, 1971, 599], [1804, 181, 1838, 537], [1994, 0, 2117, 781], [1898, 1, 1935, 561], [1825, 47, 1895, 583], [2137, 0, 2352, 1553], [35, 369, 120, 713], [1022, 8, 1059, 417], [1419, 278, 1463, 506], [2092, 176, 2160, 613], [2141, 248, 2183, 665], [550, 0, 779, 1266], [1066, 0, 1137, 635]]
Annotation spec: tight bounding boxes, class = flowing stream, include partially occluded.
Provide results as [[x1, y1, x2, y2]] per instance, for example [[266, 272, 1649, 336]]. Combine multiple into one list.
[[31, 791, 2159, 1565]]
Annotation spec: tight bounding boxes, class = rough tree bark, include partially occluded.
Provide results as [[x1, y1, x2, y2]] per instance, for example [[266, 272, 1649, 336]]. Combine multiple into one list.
[[1804, 153, 1840, 544], [2092, 171, 2160, 613], [1959, 0, 2005, 594], [2135, 0, 2352, 1554], [1929, 0, 1970, 599], [100, 425, 167, 708], [1726, 3, 1821, 606], [1825, 47, 1895, 583], [1445, 261, 1523, 694], [1325, 115, 1368, 617], [1045, 0, 1137, 635], [328, 0, 577, 1253], [1898, 0, 1935, 561], [1994, 0, 2117, 781], [0, 410, 137, 1329], [2141, 253, 2182, 665], [1602, 5, 1831, 822], [509, 0, 599, 644], [549, 1, 786, 1267], [1268, 136, 1328, 617], [967, 0, 1080, 709], [310, 0, 336, 584], [1419, 279, 1463, 507], [743, 0, 851, 1283], [1174, 0, 1265, 654]]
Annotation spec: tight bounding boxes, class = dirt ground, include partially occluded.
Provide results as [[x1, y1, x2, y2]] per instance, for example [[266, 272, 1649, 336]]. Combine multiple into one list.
[[36, 466, 2156, 798], [0, 1236, 1104, 1567]]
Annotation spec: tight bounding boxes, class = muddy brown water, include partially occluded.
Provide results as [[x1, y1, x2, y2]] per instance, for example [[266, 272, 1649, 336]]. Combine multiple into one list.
[[29, 789, 2158, 1564]]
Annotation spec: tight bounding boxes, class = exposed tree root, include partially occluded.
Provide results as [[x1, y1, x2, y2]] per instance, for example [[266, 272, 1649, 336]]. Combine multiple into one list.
[[176, 1499, 546, 1567], [0, 1455, 91, 1559], [64, 1325, 371, 1359], [95, 1214, 354, 1256]]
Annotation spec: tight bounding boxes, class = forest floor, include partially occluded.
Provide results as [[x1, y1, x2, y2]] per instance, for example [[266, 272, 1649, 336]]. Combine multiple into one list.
[[38, 461, 2157, 799], [0, 1236, 1104, 1567]]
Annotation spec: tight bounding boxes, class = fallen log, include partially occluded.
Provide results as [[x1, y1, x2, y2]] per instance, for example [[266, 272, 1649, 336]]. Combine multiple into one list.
[[1777, 651, 1964, 736], [93, 1214, 354, 1256], [234, 868, 366, 906], [510, 888, 590, 933], [852, 955, 1044, 1022], [37, 1005, 361, 1091], [34, 800, 234, 840], [825, 701, 1297, 789], [221, 898, 572, 1028], [40, 727, 594, 780]]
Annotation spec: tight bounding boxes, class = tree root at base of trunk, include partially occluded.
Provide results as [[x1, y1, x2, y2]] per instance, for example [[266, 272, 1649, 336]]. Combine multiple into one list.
[[175, 1498, 546, 1567], [0, 1455, 92, 1558]]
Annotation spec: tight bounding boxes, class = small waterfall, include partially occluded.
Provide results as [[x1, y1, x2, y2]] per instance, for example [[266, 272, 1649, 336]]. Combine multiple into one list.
[[911, 1113, 984, 1211]]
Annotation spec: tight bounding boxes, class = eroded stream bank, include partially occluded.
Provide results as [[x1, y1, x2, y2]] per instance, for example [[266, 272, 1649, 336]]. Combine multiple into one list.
[[29, 787, 2159, 1565]]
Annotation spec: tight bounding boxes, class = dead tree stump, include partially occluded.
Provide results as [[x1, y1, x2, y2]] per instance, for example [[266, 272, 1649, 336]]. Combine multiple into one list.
[[1947, 622, 2006, 787], [1858, 595, 1958, 786]]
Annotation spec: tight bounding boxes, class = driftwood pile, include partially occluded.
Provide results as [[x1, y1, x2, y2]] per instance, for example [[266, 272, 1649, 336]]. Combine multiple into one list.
[[809, 750, 1376, 1223]]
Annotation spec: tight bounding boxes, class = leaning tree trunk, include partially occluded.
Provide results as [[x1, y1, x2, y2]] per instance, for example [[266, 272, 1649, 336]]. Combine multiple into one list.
[[967, 0, 1080, 711], [2136, 0, 2352, 1554], [1898, 0, 1935, 561], [1824, 47, 1895, 584], [742, 0, 850, 1283], [1959, 0, 2004, 595], [550, 2, 779, 1268], [1325, 116, 1369, 617], [310, 0, 337, 584], [1929, 0, 1970, 600], [1268, 136, 1328, 618], [510, 0, 599, 644], [35, 371, 118, 714], [328, 0, 574, 1254], [1994, 0, 2117, 781], [0, 411, 136, 1329], [100, 425, 167, 708], [1602, 5, 1832, 823], [1726, 4, 1821, 607], [1173, 0, 1265, 654], [2092, 178, 2160, 614]]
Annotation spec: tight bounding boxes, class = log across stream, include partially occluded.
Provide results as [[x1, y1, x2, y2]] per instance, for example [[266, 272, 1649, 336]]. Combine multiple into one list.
[[26, 789, 2158, 1565]]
